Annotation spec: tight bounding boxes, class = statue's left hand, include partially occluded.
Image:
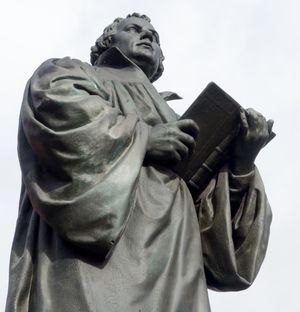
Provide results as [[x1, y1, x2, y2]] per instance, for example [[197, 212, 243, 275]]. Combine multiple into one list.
[[230, 108, 274, 175]]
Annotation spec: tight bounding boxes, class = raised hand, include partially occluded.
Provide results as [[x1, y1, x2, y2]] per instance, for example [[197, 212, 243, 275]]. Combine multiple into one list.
[[230, 108, 274, 175]]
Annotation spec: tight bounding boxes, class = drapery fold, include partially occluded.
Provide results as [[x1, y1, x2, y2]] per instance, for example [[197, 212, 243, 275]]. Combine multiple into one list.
[[19, 57, 150, 258], [6, 48, 272, 312], [197, 167, 272, 291]]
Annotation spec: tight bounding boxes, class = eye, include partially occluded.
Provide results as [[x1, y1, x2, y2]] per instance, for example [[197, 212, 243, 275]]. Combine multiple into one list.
[[127, 25, 139, 32], [153, 34, 159, 44], [151, 31, 160, 44]]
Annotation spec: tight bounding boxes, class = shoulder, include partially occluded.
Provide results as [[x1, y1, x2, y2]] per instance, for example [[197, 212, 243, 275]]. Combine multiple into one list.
[[29, 57, 111, 97], [33, 57, 95, 80]]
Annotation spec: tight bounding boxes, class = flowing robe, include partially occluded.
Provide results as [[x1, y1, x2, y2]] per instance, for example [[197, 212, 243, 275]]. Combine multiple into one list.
[[6, 47, 272, 312]]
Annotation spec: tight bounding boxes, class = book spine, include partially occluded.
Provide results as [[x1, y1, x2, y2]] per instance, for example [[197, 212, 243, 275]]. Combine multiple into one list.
[[188, 130, 237, 193]]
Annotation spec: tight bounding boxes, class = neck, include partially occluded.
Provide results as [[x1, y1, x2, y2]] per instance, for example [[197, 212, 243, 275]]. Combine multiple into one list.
[[134, 60, 156, 81]]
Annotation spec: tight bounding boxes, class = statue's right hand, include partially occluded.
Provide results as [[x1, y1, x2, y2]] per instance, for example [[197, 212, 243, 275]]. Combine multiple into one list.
[[145, 119, 199, 166]]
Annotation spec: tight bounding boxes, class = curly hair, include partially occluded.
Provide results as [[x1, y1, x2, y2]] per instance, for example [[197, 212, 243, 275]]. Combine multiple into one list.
[[90, 13, 164, 82]]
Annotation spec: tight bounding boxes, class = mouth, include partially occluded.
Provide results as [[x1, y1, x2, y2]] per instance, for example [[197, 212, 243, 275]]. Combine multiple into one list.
[[137, 41, 153, 50]]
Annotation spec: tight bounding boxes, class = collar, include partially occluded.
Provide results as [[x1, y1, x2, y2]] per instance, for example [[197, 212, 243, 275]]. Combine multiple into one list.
[[94, 47, 182, 102], [95, 46, 143, 71]]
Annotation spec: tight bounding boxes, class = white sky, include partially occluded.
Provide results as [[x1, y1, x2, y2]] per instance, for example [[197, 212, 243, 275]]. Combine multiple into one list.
[[1, 0, 299, 311]]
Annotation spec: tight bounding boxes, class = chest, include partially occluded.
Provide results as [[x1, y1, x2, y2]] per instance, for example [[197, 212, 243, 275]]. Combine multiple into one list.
[[97, 75, 178, 126]]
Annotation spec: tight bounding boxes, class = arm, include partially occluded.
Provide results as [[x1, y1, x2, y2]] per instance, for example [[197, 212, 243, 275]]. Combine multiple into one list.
[[196, 108, 273, 291], [19, 57, 149, 259]]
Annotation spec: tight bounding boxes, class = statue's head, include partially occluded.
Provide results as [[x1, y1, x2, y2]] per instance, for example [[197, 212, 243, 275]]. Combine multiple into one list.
[[90, 13, 164, 82]]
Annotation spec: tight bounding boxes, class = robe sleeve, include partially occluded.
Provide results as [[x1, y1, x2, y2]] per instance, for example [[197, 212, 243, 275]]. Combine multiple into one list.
[[18, 57, 149, 259], [196, 165, 272, 291]]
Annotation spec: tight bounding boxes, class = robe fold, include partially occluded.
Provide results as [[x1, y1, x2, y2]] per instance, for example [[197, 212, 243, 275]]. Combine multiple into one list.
[[6, 47, 272, 312]]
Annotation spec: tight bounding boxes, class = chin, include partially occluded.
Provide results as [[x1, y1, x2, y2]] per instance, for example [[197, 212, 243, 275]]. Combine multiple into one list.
[[132, 52, 157, 67]]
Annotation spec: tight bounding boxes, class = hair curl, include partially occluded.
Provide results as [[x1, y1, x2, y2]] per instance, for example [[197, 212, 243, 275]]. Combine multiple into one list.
[[90, 13, 164, 82]]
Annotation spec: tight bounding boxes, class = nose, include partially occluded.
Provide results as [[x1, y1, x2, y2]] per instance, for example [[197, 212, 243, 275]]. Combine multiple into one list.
[[140, 28, 153, 42]]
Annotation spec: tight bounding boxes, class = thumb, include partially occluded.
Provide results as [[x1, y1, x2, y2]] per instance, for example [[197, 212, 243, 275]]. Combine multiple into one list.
[[239, 109, 249, 137], [267, 119, 274, 134]]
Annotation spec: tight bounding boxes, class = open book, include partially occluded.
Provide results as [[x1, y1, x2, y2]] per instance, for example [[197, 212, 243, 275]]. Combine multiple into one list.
[[174, 82, 275, 195]]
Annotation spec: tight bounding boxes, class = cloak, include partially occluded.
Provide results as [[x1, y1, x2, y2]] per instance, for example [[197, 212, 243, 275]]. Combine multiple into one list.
[[6, 47, 272, 312]]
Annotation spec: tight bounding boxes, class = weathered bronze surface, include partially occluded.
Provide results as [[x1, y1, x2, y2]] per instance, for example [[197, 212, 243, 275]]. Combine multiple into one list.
[[6, 13, 272, 312]]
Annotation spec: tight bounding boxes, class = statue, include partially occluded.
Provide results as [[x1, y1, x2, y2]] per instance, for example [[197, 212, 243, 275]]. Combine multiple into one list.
[[6, 13, 273, 312]]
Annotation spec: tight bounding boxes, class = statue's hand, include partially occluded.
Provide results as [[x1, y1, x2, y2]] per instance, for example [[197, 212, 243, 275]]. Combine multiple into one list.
[[230, 108, 274, 175], [145, 119, 199, 166]]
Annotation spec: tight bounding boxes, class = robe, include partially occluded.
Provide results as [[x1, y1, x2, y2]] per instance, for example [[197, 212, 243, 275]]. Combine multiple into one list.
[[6, 47, 272, 312]]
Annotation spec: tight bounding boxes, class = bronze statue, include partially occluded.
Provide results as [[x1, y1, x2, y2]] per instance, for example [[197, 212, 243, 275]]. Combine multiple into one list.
[[6, 13, 272, 312]]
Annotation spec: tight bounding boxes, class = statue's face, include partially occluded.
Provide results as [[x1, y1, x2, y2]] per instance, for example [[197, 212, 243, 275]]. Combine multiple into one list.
[[111, 17, 162, 80]]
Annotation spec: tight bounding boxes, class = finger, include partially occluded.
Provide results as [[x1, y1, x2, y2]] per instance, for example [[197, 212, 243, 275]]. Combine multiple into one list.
[[239, 109, 249, 136], [246, 108, 267, 129], [245, 108, 256, 128], [177, 132, 196, 150], [173, 140, 190, 160], [246, 108, 263, 117], [171, 150, 182, 163], [176, 119, 199, 138], [267, 119, 274, 134]]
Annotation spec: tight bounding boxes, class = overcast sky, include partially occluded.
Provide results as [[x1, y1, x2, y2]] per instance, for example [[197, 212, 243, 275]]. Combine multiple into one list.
[[1, 0, 299, 311]]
